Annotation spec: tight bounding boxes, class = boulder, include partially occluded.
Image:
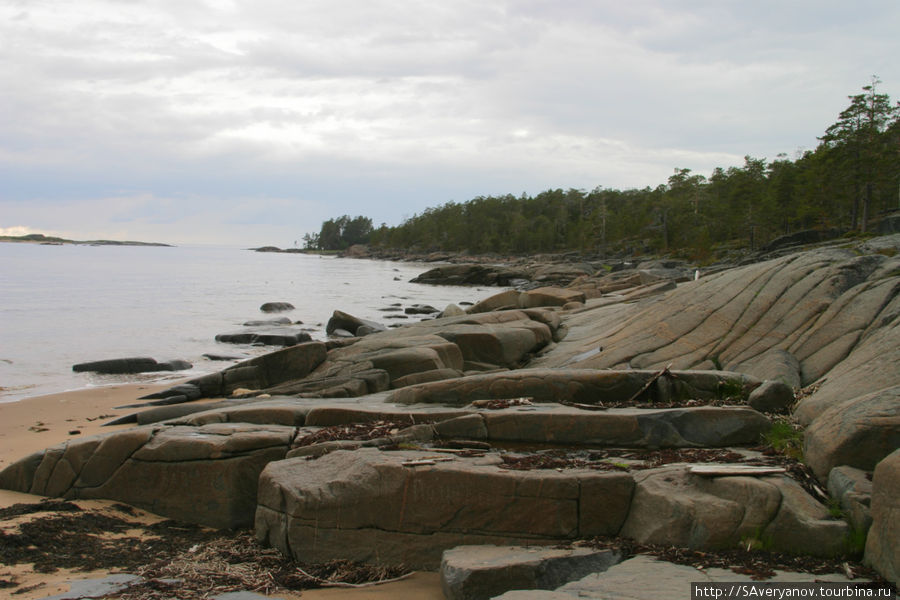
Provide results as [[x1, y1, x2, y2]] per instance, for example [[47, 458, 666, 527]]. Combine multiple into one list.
[[326, 310, 385, 337], [405, 304, 439, 315], [735, 349, 802, 389], [519, 287, 586, 309], [827, 465, 873, 533], [233, 341, 327, 388], [865, 449, 900, 585], [259, 302, 295, 312], [466, 290, 522, 314], [619, 466, 848, 557], [72, 357, 185, 374], [440, 545, 621, 600], [410, 264, 528, 286], [0, 423, 295, 528], [442, 304, 467, 318], [215, 328, 312, 347], [803, 385, 900, 481], [747, 380, 794, 413]]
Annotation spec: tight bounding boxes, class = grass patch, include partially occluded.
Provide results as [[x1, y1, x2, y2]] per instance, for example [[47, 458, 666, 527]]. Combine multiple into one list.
[[762, 419, 804, 461]]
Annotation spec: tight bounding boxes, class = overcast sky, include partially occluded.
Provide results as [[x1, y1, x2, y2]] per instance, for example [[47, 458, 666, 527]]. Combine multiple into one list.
[[1, 0, 898, 246]]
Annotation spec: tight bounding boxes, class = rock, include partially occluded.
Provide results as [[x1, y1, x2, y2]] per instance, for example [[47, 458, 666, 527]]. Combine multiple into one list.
[[215, 328, 312, 347], [500, 554, 872, 600], [243, 317, 292, 326], [735, 348, 802, 389], [203, 353, 247, 361], [355, 325, 380, 336], [440, 545, 621, 600], [747, 380, 794, 413], [255, 448, 634, 569], [619, 466, 848, 557], [389, 368, 759, 407], [405, 304, 439, 315], [139, 384, 203, 401], [411, 264, 528, 287], [72, 357, 176, 374], [638, 267, 692, 285], [42, 574, 142, 600], [259, 302, 294, 312], [763, 228, 842, 252], [480, 406, 769, 448], [158, 359, 192, 371], [865, 449, 900, 586], [827, 465, 873, 533], [467, 290, 522, 314], [236, 342, 327, 388], [391, 368, 462, 389], [803, 385, 900, 481], [519, 287, 586, 309], [326, 310, 385, 336], [0, 423, 295, 528], [442, 304, 466, 318]]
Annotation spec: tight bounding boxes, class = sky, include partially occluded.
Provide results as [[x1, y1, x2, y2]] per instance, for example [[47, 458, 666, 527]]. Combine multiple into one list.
[[1, 1, 899, 247]]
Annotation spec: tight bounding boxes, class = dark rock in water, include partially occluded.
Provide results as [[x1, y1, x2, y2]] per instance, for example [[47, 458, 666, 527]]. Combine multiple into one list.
[[72, 357, 191, 374], [158, 359, 192, 371], [404, 304, 439, 315], [203, 353, 246, 361], [259, 302, 295, 313], [326, 310, 386, 337], [411, 264, 529, 286], [215, 328, 312, 347], [243, 317, 292, 326]]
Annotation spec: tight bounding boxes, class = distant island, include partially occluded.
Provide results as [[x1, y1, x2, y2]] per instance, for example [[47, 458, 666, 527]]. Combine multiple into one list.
[[0, 233, 172, 247]]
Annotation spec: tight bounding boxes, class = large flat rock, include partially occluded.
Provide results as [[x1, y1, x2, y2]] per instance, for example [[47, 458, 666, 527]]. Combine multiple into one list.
[[0, 423, 295, 528], [254, 448, 635, 569], [441, 545, 621, 600], [619, 465, 848, 557]]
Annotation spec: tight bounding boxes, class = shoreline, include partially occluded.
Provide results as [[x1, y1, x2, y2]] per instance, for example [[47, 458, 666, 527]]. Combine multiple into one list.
[[0, 383, 443, 600]]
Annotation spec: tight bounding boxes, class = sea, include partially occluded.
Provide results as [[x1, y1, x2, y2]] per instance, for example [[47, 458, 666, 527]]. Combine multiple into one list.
[[0, 243, 503, 403]]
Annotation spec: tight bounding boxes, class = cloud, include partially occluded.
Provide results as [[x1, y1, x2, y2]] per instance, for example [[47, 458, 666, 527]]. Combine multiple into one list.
[[1, 0, 899, 245]]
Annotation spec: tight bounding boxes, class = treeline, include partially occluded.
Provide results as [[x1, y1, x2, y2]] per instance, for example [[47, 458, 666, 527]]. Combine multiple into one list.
[[318, 80, 900, 257], [304, 215, 373, 250]]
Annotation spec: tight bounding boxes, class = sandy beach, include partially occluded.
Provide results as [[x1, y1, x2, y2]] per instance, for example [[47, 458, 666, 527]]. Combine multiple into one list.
[[0, 384, 443, 599]]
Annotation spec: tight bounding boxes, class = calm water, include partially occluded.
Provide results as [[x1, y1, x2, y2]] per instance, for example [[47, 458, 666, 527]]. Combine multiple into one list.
[[0, 243, 500, 402]]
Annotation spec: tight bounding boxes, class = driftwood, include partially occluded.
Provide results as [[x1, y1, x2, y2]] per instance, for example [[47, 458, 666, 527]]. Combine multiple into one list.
[[293, 565, 415, 588], [559, 400, 608, 411], [625, 363, 674, 404]]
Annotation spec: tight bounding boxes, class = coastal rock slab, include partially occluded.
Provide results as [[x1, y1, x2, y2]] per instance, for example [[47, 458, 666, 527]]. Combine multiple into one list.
[[803, 385, 900, 480], [255, 448, 634, 569], [619, 465, 848, 557], [0, 423, 295, 528], [440, 545, 621, 600], [865, 449, 900, 585], [389, 368, 760, 407]]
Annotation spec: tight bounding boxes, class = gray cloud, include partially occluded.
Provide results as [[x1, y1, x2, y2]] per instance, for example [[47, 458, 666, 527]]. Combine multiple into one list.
[[1, 0, 898, 245]]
